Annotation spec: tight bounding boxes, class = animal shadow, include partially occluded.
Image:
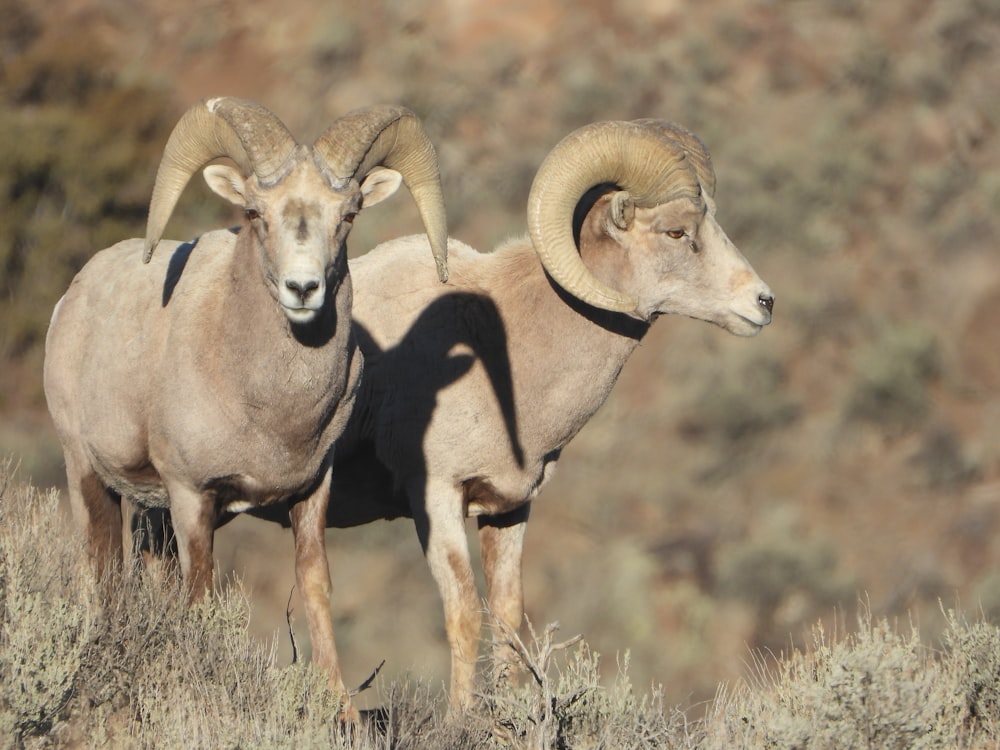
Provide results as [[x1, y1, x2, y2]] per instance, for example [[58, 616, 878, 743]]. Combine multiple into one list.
[[138, 288, 522, 532]]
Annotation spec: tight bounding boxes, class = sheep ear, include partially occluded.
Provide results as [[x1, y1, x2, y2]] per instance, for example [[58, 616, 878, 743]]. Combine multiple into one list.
[[609, 191, 635, 231], [359, 167, 403, 209], [203, 164, 249, 208]]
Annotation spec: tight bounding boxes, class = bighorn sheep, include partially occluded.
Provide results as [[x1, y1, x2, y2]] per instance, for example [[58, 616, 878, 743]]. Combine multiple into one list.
[[329, 119, 774, 711], [42, 97, 448, 714]]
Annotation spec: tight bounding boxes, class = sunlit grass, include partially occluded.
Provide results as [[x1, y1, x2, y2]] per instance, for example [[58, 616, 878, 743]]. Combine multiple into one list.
[[4, 460, 1000, 748]]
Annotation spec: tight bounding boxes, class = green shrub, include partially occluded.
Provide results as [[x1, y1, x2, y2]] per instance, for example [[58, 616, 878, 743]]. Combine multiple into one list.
[[690, 354, 799, 448], [718, 535, 857, 652], [843, 40, 895, 107], [679, 353, 799, 481], [0, 2, 230, 405], [478, 617, 683, 750], [944, 611, 1000, 739], [910, 425, 978, 489], [706, 608, 1000, 749], [0, 459, 98, 741], [846, 324, 941, 433]]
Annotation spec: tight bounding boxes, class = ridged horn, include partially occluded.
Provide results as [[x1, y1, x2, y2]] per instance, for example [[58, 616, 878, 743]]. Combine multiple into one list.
[[313, 105, 449, 282], [632, 119, 716, 197], [527, 120, 702, 315], [143, 97, 299, 263]]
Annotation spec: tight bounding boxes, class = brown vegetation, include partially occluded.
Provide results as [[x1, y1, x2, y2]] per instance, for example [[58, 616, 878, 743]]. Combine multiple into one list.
[[4, 462, 1000, 748]]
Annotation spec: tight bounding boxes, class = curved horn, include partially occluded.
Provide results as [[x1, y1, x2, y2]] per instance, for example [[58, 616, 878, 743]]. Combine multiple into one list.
[[633, 119, 716, 197], [313, 105, 449, 282], [527, 120, 702, 315], [143, 97, 299, 263]]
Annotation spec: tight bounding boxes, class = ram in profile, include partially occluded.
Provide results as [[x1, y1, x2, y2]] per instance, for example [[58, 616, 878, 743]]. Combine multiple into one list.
[[331, 118, 774, 711], [43, 97, 448, 716]]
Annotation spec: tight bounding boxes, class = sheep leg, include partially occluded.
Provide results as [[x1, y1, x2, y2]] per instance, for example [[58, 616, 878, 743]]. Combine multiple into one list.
[[287, 466, 356, 719], [478, 504, 530, 685], [164, 484, 217, 602], [64, 451, 123, 583], [131, 505, 177, 560], [413, 476, 481, 715]]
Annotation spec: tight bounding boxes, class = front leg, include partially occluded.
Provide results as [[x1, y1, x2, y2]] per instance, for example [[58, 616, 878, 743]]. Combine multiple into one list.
[[287, 466, 355, 719], [165, 481, 217, 602], [413, 476, 482, 715], [63, 449, 124, 584], [478, 504, 530, 682]]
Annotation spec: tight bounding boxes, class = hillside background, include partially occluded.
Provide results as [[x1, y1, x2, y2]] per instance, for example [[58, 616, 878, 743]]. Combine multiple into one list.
[[1, 0, 998, 712]]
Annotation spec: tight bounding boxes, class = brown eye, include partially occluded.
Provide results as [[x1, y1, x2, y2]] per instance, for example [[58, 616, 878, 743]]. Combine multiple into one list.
[[245, 208, 260, 221], [343, 212, 357, 224], [665, 229, 685, 240]]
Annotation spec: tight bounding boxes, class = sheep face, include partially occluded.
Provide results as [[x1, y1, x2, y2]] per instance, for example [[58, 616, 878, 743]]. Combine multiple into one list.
[[203, 162, 402, 324], [586, 190, 773, 336]]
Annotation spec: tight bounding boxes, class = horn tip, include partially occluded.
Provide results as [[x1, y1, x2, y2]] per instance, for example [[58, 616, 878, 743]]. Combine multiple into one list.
[[142, 239, 156, 264], [435, 257, 449, 283]]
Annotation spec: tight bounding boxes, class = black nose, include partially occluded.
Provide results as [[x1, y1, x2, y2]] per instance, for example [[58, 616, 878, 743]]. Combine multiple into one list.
[[758, 293, 774, 313], [286, 278, 320, 301]]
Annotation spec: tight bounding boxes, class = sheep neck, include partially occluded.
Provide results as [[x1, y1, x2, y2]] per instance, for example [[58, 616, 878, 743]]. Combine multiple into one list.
[[212, 232, 351, 436], [493, 247, 649, 451]]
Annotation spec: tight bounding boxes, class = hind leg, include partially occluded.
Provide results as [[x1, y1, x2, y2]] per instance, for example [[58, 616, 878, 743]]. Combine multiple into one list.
[[479, 504, 530, 684], [130, 504, 179, 579], [64, 450, 123, 581]]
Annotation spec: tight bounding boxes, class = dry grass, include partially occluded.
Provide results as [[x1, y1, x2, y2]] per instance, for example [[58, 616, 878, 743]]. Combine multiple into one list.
[[5, 459, 1000, 748], [705, 607, 1000, 749]]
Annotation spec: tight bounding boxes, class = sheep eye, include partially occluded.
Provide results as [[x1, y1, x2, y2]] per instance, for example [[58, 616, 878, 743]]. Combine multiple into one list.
[[665, 229, 685, 240], [343, 212, 357, 224], [245, 208, 261, 221]]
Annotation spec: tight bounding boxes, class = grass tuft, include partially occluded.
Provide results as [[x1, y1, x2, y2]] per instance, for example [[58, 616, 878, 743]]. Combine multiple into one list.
[[5, 459, 1000, 747]]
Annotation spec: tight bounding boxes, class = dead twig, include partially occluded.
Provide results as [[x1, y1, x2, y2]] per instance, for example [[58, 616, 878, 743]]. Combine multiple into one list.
[[285, 588, 298, 665], [351, 659, 386, 697], [485, 609, 585, 749]]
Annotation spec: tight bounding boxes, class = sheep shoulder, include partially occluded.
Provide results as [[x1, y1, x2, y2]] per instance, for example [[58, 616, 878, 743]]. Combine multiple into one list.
[[45, 230, 235, 446]]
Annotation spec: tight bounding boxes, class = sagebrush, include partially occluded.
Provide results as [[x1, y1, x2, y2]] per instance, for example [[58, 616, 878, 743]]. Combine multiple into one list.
[[5, 458, 1000, 748]]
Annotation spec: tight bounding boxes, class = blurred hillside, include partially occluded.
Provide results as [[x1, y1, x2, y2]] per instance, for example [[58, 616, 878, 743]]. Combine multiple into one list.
[[1, 0, 999, 711]]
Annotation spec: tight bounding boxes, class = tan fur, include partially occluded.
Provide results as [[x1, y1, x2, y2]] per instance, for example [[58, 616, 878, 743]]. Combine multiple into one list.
[[334, 185, 772, 712], [44, 155, 397, 718]]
